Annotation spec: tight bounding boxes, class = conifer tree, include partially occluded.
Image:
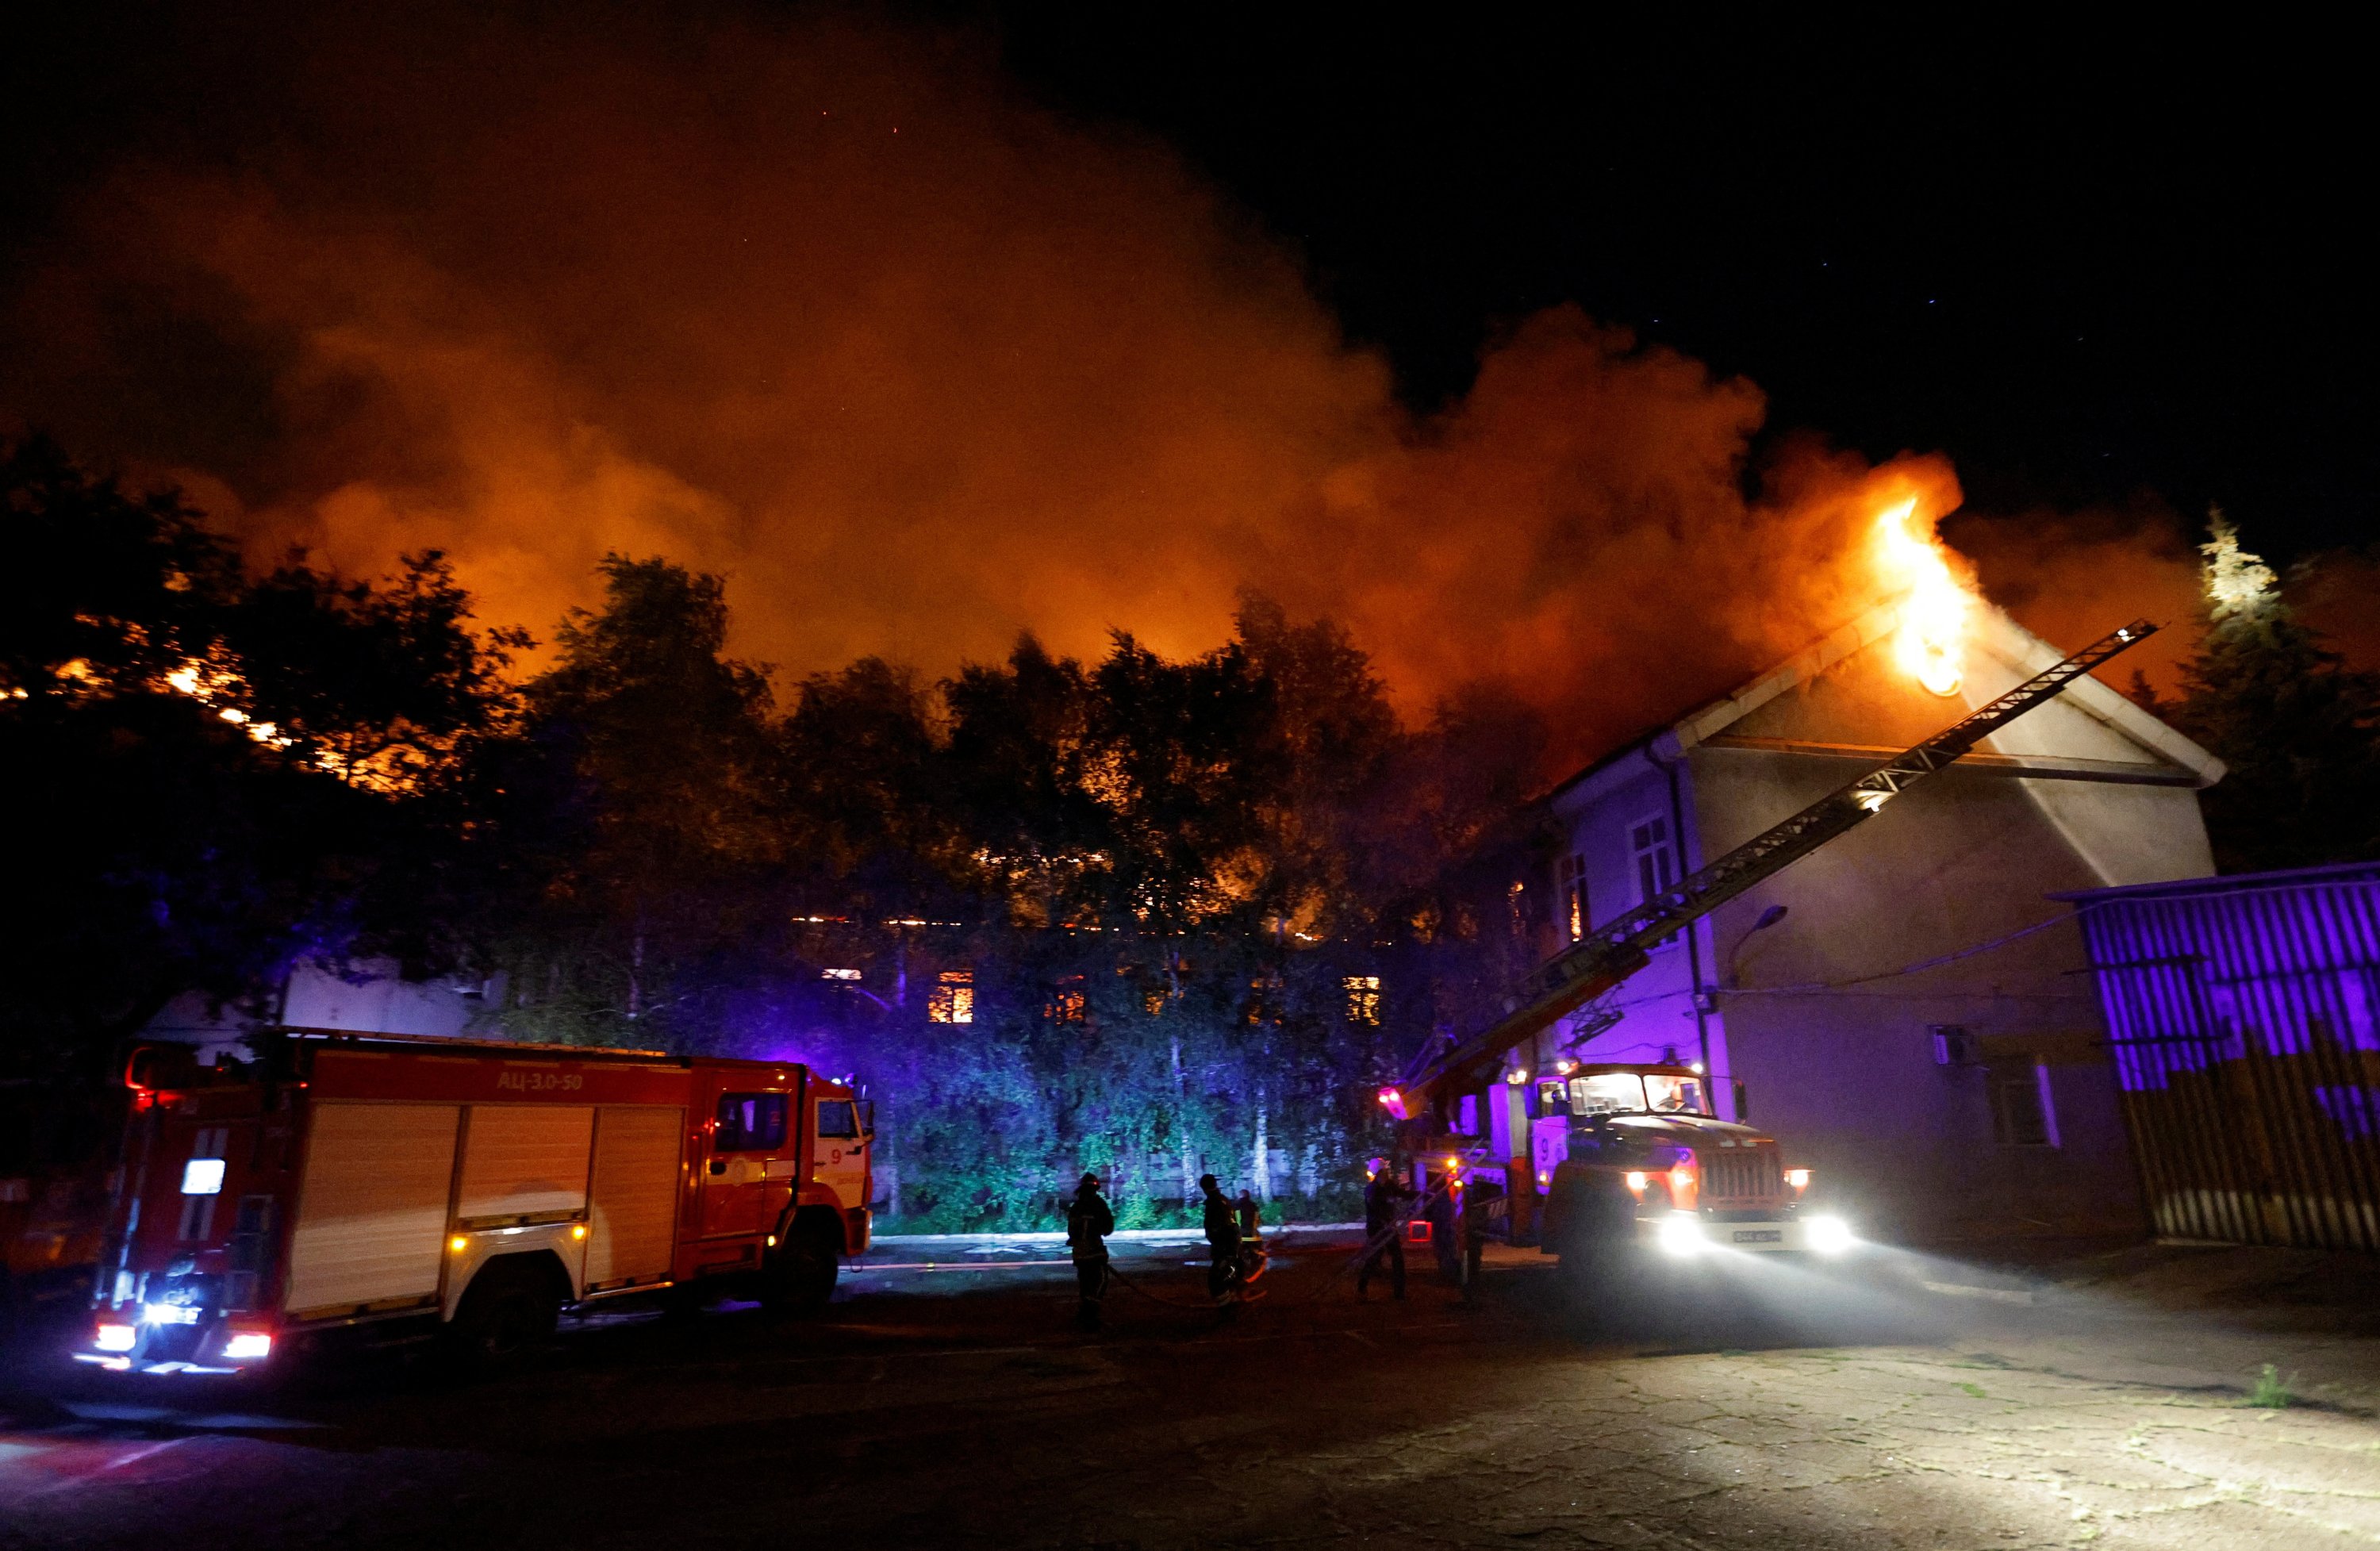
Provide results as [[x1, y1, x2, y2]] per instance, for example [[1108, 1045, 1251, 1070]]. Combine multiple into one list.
[[2160, 515, 2380, 872]]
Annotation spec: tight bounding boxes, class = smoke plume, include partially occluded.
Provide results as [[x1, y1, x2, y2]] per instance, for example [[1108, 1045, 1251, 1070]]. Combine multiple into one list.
[[0, 2, 2220, 767]]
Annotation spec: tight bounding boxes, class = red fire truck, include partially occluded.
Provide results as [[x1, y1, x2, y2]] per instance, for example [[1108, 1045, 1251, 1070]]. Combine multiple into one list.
[[77, 1031, 873, 1374]]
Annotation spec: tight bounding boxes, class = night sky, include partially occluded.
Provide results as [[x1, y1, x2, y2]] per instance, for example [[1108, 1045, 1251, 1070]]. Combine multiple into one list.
[[987, 12, 2372, 559], [2, 6, 2368, 568]]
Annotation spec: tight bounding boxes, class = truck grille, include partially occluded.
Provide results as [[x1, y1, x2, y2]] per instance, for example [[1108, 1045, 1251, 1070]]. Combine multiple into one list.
[[1702, 1147, 1782, 1204]]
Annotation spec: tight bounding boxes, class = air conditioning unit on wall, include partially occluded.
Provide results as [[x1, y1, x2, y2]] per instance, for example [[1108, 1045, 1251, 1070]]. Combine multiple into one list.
[[1930, 1024, 1978, 1067]]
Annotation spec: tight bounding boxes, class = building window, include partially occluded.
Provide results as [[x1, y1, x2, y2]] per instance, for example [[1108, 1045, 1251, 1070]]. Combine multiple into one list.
[[1630, 816, 1679, 946], [1344, 975, 1381, 1025], [928, 969, 974, 1024], [1991, 1062, 2061, 1147], [1558, 853, 1588, 942], [1046, 976, 1087, 1023], [821, 967, 862, 981]]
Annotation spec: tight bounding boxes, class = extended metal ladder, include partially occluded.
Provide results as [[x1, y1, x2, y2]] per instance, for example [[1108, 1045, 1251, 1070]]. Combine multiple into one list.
[[1395, 618, 2159, 1104]]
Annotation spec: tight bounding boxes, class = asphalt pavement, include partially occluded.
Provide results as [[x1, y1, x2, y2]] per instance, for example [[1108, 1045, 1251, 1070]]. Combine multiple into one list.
[[5, 1230, 2378, 1549]]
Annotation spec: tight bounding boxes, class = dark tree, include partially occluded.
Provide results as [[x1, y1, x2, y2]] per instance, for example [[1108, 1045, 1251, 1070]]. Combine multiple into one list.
[[0, 440, 517, 1077], [486, 555, 785, 1044], [2143, 519, 2380, 873]]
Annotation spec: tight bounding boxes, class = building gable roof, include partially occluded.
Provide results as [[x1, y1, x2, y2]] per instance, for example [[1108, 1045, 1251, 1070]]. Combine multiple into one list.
[[1549, 598, 2225, 804]]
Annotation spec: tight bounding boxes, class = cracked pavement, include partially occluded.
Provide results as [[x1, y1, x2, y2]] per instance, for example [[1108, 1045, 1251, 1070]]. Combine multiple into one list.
[[4, 1235, 2377, 1549]]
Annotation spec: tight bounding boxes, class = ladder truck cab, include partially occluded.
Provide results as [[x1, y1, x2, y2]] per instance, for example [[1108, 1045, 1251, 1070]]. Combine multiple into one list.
[[1534, 1063, 1850, 1265], [78, 1032, 873, 1376]]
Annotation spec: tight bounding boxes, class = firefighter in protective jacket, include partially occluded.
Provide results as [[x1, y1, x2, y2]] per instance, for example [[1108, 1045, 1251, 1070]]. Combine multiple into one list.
[[1358, 1160, 1415, 1300], [1066, 1172, 1114, 1330], [1199, 1174, 1241, 1308]]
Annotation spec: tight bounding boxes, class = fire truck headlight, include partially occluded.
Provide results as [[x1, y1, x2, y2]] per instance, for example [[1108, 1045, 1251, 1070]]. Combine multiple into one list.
[[94, 1322, 137, 1352], [222, 1331, 273, 1361], [1786, 1168, 1812, 1192], [1656, 1211, 1704, 1257], [1807, 1214, 1855, 1256], [1623, 1171, 1649, 1195]]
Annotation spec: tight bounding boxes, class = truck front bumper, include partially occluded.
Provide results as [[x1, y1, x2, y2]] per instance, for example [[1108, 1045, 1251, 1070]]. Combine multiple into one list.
[[1633, 1210, 1857, 1257]]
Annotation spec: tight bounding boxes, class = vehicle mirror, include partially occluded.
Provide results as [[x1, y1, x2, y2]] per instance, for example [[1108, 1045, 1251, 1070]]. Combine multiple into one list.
[[858, 1100, 876, 1138]]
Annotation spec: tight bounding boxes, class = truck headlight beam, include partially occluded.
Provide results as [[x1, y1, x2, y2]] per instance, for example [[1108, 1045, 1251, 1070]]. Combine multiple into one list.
[[1656, 1211, 1704, 1257], [1807, 1214, 1855, 1256]]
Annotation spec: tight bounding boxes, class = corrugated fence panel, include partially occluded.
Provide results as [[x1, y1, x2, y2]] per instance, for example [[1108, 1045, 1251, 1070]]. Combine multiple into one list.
[[2061, 863, 2380, 1252]]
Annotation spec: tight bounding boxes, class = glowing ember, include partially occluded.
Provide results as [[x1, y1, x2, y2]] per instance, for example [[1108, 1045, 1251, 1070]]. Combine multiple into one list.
[[1872, 498, 1973, 697]]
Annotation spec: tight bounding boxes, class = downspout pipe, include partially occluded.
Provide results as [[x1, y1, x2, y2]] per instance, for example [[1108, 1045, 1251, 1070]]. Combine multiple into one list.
[[1646, 743, 1714, 1092]]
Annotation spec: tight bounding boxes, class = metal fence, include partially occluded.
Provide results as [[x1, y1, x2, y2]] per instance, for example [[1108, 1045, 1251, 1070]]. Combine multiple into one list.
[[2059, 862, 2380, 1251]]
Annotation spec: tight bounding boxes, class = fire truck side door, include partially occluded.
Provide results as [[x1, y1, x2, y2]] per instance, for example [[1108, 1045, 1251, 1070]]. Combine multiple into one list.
[[812, 1097, 866, 1211], [699, 1089, 787, 1238]]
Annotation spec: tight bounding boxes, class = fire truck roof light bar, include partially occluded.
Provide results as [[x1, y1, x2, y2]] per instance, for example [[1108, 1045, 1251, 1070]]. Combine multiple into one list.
[[1401, 619, 2159, 1100]]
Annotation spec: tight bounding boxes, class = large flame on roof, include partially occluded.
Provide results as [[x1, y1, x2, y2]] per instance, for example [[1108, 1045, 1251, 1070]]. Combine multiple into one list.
[[1874, 497, 1973, 697]]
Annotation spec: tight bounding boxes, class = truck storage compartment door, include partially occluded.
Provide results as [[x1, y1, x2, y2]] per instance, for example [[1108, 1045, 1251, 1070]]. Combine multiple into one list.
[[285, 1103, 460, 1319], [585, 1105, 683, 1288], [456, 1105, 594, 1226]]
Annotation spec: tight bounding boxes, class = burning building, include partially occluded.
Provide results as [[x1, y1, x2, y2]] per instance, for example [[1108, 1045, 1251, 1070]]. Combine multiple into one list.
[[1514, 587, 2224, 1245]]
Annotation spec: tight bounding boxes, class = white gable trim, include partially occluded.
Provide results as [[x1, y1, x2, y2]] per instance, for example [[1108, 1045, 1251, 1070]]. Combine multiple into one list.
[[1646, 596, 2223, 786], [1971, 610, 2225, 787]]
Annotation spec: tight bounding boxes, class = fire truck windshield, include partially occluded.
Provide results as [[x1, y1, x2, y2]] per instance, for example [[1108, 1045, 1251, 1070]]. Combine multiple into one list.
[[1644, 1075, 1705, 1115], [1566, 1073, 1707, 1116]]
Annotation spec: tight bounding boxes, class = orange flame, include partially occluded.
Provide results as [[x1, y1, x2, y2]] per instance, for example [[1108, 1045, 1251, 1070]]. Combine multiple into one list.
[[1872, 498, 1973, 697]]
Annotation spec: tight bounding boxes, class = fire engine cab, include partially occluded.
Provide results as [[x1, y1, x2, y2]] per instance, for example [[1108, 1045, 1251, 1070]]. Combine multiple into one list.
[[79, 1031, 872, 1374], [1534, 1063, 1852, 1268]]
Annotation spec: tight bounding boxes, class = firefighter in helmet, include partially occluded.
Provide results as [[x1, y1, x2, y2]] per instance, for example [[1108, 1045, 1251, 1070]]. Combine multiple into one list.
[[1199, 1173, 1242, 1312], [1066, 1171, 1114, 1330], [1357, 1156, 1415, 1300]]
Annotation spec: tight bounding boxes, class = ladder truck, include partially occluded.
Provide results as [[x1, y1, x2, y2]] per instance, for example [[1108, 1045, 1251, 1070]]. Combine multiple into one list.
[[1379, 619, 2159, 1273]]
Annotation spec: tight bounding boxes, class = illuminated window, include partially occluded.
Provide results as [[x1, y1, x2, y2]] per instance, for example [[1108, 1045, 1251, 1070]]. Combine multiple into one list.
[[1558, 853, 1588, 941], [822, 967, 862, 981], [1344, 975, 1381, 1025], [1144, 989, 1169, 1017], [928, 969, 974, 1024], [1046, 976, 1086, 1023], [1246, 973, 1285, 1026]]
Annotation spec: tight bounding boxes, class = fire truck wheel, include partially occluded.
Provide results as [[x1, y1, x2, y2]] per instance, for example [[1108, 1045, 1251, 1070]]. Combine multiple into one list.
[[761, 1223, 839, 1315], [447, 1260, 560, 1369]]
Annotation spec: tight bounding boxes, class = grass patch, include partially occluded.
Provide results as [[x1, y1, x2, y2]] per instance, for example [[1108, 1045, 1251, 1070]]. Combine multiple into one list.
[[1957, 1381, 1987, 1399], [2245, 1363, 2295, 1409]]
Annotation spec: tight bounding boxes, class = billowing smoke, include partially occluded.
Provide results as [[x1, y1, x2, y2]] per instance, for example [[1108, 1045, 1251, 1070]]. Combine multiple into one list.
[[2, 2, 2213, 768]]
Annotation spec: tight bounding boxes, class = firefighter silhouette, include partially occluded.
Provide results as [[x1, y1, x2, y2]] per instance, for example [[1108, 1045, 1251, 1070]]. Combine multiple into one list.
[[1357, 1158, 1415, 1300], [1065, 1172, 1113, 1330], [1199, 1174, 1241, 1311]]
